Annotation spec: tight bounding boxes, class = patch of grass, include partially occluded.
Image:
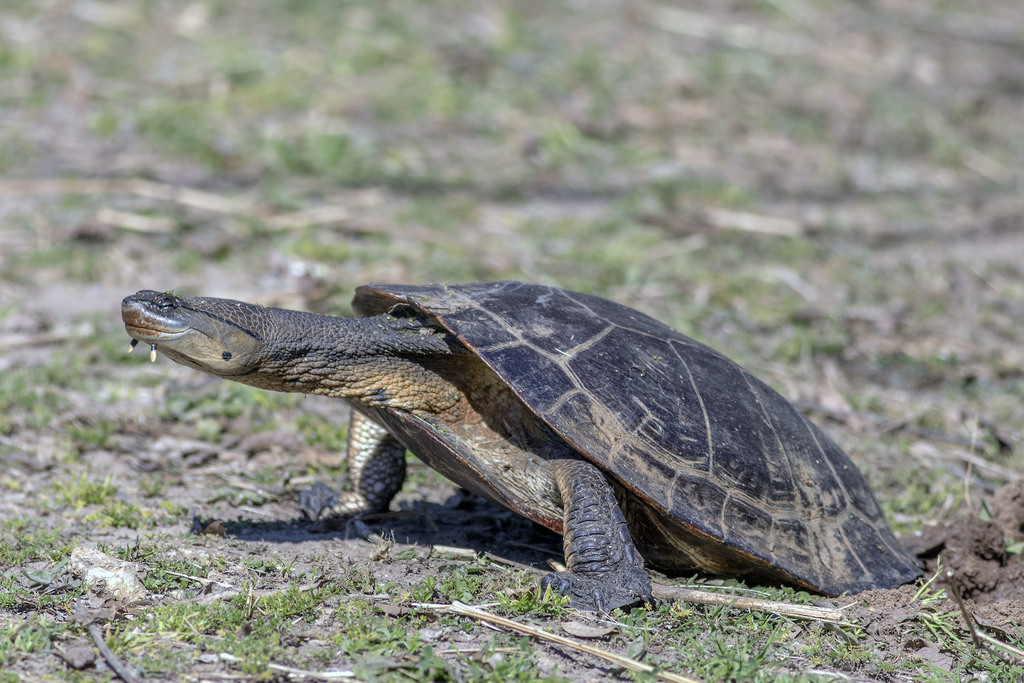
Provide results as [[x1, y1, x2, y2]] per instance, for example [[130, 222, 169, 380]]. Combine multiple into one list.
[[409, 564, 497, 604], [407, 565, 503, 610], [631, 599, 796, 682], [88, 106, 120, 137], [134, 547, 234, 593], [257, 578, 344, 622], [135, 100, 235, 171], [67, 420, 116, 452], [451, 640, 569, 683], [55, 473, 119, 508], [497, 585, 571, 618], [402, 459, 457, 492], [45, 474, 182, 529], [880, 446, 965, 530], [263, 130, 383, 180], [627, 175, 756, 218], [160, 381, 298, 441], [290, 232, 359, 264], [0, 618, 66, 660], [910, 566, 958, 641], [0, 525, 72, 567], [863, 89, 964, 163], [242, 556, 290, 577], [0, 135, 34, 173], [85, 499, 162, 529], [138, 591, 245, 636], [296, 413, 348, 453], [771, 320, 849, 363], [113, 537, 158, 564], [701, 621, 792, 682], [104, 568, 379, 676], [895, 566, 1024, 679], [0, 367, 74, 435], [6, 238, 106, 283], [395, 195, 481, 232], [117, 598, 262, 673]]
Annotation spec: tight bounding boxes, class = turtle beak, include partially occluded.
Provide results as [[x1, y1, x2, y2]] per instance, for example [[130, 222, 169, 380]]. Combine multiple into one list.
[[121, 295, 189, 342], [121, 292, 190, 362]]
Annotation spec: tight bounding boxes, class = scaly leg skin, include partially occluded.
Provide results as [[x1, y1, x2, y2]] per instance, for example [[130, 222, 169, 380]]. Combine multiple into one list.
[[299, 411, 406, 518], [540, 459, 653, 611]]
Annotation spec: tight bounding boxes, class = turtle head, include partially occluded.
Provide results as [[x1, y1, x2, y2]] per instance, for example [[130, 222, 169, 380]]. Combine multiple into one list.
[[121, 290, 268, 377], [123, 288, 460, 402]]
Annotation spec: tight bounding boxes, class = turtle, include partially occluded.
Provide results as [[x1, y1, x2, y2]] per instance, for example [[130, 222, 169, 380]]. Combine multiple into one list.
[[121, 281, 921, 610]]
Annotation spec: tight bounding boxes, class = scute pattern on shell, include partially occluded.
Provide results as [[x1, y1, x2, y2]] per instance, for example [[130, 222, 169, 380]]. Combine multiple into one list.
[[353, 281, 921, 595]]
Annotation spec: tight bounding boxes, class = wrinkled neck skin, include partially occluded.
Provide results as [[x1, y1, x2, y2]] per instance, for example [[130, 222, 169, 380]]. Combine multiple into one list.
[[121, 291, 462, 415], [225, 309, 446, 399]]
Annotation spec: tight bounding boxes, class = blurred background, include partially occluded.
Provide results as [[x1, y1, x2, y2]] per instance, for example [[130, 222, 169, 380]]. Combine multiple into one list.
[[1, 0, 1023, 676], [4, 0, 1024, 555]]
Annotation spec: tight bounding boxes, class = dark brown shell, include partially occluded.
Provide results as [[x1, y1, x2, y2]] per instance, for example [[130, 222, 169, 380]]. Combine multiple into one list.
[[353, 281, 920, 595]]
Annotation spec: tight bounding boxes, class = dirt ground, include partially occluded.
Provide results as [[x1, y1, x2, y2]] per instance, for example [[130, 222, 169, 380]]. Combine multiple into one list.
[[2, 1, 1024, 681]]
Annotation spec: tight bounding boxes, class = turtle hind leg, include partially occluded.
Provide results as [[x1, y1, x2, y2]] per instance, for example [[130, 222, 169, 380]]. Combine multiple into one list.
[[299, 411, 406, 518], [541, 459, 652, 611]]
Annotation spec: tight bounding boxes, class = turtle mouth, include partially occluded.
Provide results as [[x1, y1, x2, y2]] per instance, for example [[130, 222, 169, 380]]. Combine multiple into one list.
[[123, 323, 188, 342], [123, 322, 190, 362], [121, 301, 190, 342], [122, 303, 192, 362]]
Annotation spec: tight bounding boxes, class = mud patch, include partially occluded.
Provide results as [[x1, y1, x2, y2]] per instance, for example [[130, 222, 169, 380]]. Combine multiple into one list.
[[843, 584, 925, 637], [974, 600, 1024, 641], [843, 481, 1024, 671], [993, 480, 1024, 540], [911, 481, 1024, 605]]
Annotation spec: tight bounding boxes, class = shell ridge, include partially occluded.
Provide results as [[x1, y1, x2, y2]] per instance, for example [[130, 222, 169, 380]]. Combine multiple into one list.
[[835, 519, 872, 581], [556, 322, 618, 363], [794, 409, 854, 516], [738, 369, 803, 509], [670, 341, 715, 478]]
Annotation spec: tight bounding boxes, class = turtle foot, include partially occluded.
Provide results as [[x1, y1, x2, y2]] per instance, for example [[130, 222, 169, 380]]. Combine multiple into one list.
[[298, 481, 339, 520], [541, 566, 652, 612]]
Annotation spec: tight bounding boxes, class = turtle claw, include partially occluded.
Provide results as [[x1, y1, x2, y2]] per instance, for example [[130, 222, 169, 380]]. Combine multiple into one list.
[[299, 483, 371, 535], [299, 481, 339, 520], [541, 568, 652, 612]]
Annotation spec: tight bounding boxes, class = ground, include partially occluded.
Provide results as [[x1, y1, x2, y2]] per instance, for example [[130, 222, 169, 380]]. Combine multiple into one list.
[[1, 1, 1023, 681]]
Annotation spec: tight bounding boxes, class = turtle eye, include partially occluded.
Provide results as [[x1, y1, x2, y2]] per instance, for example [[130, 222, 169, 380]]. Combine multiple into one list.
[[154, 294, 177, 311]]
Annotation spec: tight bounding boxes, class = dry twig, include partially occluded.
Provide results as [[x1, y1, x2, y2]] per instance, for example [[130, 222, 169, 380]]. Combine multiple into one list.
[[266, 662, 362, 680], [964, 413, 979, 510], [0, 178, 253, 215], [0, 330, 80, 351], [95, 207, 175, 234], [88, 624, 141, 683], [216, 652, 363, 680], [264, 205, 353, 230], [156, 569, 236, 590], [945, 571, 1024, 666], [702, 207, 804, 237], [415, 601, 701, 683], [653, 585, 850, 623]]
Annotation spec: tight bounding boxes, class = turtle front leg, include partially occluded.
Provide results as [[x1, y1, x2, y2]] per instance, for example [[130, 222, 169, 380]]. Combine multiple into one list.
[[300, 411, 406, 517], [541, 459, 652, 611]]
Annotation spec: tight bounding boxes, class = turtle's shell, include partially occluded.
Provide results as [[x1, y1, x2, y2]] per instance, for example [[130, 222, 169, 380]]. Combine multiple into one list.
[[352, 281, 920, 595]]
